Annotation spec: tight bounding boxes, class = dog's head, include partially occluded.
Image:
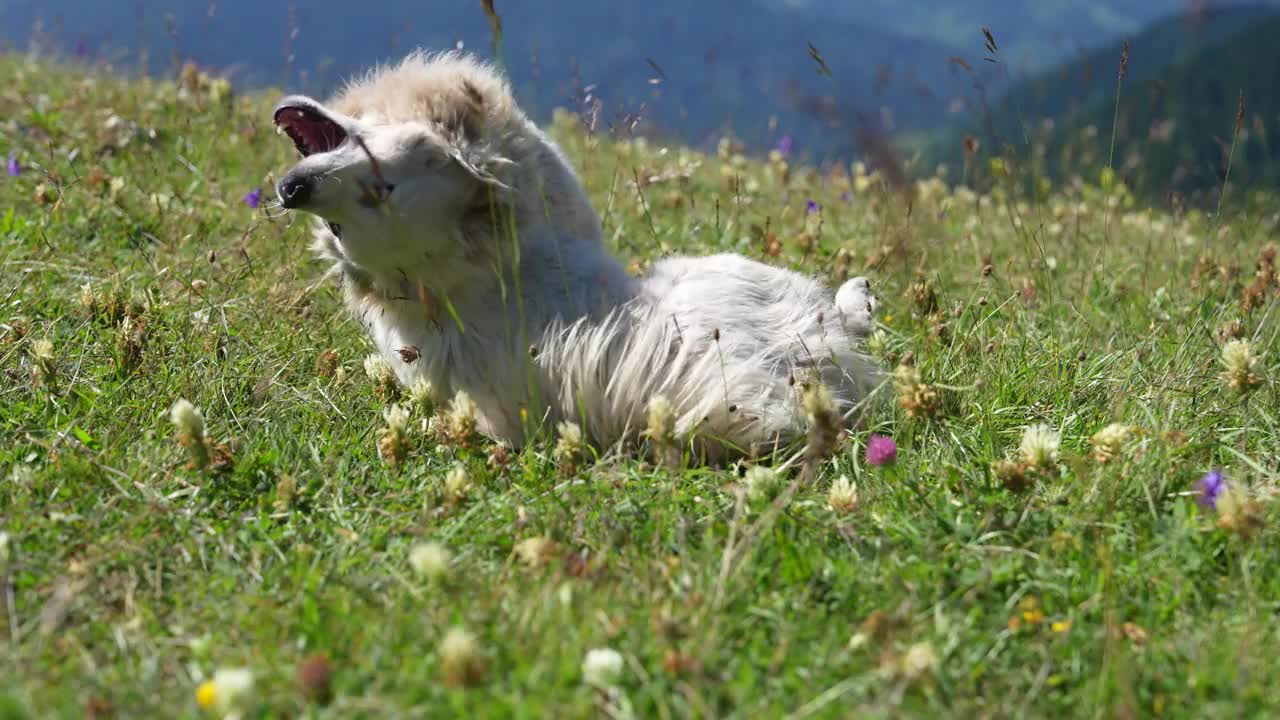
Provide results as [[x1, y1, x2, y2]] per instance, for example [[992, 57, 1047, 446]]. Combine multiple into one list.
[[273, 96, 504, 290]]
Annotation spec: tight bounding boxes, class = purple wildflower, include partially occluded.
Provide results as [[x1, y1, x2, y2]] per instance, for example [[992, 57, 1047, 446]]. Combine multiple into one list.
[[6, 151, 19, 177], [806, 199, 820, 214], [865, 434, 897, 466], [1195, 469, 1225, 510], [242, 187, 262, 209], [75, 38, 88, 58], [841, 191, 852, 202], [774, 134, 793, 157]]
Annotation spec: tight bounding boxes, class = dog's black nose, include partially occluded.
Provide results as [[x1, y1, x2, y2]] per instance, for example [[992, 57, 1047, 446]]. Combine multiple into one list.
[[277, 174, 313, 209]]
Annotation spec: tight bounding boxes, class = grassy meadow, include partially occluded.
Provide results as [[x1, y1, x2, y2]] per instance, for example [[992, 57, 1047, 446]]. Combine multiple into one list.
[[2, 55, 1279, 718]]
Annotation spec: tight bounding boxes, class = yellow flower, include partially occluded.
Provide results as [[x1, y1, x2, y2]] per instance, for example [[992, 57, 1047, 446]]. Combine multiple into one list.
[[195, 667, 254, 713], [195, 680, 216, 709], [1051, 620, 1072, 634]]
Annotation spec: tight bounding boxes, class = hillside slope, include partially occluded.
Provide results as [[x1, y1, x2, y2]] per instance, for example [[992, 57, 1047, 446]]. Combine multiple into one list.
[[921, 5, 1280, 199]]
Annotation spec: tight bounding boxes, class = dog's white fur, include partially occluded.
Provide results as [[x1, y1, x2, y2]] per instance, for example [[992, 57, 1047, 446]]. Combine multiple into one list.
[[275, 51, 880, 459]]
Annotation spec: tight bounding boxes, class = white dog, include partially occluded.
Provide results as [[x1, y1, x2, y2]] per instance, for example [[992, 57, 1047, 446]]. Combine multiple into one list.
[[272, 51, 879, 460]]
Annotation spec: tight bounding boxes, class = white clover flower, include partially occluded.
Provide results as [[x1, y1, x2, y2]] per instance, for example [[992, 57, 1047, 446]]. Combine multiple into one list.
[[827, 475, 858, 514], [513, 536, 557, 568], [899, 642, 937, 681], [169, 398, 206, 439], [29, 339, 52, 359], [439, 626, 486, 687], [582, 647, 624, 688], [195, 667, 254, 714], [408, 377, 435, 412], [446, 390, 478, 439], [409, 541, 451, 581], [444, 463, 472, 500], [383, 404, 410, 436], [800, 381, 835, 422], [743, 465, 781, 504], [553, 421, 585, 466], [866, 329, 889, 357], [363, 353, 394, 384], [1221, 339, 1263, 393], [1018, 424, 1061, 469], [1089, 422, 1131, 462], [645, 395, 675, 442]]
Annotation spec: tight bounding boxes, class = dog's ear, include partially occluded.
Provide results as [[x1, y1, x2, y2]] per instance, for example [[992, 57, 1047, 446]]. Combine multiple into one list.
[[432, 80, 484, 147]]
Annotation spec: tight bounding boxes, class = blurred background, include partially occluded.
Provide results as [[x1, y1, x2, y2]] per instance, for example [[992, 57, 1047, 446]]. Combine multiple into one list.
[[3, 0, 1278, 201]]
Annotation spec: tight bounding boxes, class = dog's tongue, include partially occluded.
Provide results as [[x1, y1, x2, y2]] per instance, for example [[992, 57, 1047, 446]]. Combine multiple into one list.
[[274, 105, 347, 157]]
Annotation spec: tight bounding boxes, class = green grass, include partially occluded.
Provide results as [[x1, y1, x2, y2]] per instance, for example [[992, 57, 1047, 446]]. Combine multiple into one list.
[[2, 56, 1280, 719]]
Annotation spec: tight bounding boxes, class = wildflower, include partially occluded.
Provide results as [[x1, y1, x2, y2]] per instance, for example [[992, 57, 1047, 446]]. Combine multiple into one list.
[[865, 329, 889, 357], [378, 404, 411, 465], [1018, 424, 1060, 469], [799, 381, 840, 468], [295, 654, 335, 704], [992, 458, 1031, 491], [6, 150, 18, 177], [1089, 422, 1131, 462], [438, 626, 487, 687], [1214, 485, 1265, 536], [582, 647, 624, 688], [314, 349, 339, 379], [827, 475, 858, 513], [806, 199, 820, 214], [865, 434, 897, 466], [443, 462, 472, 501], [645, 395, 680, 467], [774, 134, 793, 157], [1019, 597, 1044, 627], [363, 353, 399, 401], [195, 667, 254, 714], [514, 536, 558, 568], [893, 363, 942, 419], [898, 642, 937, 682], [443, 390, 479, 445], [28, 338, 57, 390], [1220, 339, 1263, 394], [743, 465, 781, 504], [1195, 470, 1225, 510], [408, 377, 434, 413], [553, 421, 585, 473], [1051, 619, 1072, 634], [242, 187, 262, 209], [409, 541, 452, 581], [171, 398, 212, 469]]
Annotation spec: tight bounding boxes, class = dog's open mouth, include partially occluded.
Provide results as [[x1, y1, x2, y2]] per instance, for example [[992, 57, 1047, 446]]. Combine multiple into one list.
[[274, 104, 347, 157]]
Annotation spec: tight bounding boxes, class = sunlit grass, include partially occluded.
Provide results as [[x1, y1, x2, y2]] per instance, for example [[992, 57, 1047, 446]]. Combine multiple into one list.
[[2, 55, 1279, 718]]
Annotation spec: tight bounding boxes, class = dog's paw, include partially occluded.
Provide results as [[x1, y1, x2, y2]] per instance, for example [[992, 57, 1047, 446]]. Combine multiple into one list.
[[835, 276, 878, 337]]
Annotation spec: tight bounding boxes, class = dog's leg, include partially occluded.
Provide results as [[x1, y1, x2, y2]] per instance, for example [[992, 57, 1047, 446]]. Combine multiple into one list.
[[835, 276, 878, 338]]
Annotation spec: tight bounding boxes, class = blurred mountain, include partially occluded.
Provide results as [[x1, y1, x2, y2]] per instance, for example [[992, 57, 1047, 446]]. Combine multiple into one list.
[[2, 0, 1277, 193], [919, 4, 1280, 199]]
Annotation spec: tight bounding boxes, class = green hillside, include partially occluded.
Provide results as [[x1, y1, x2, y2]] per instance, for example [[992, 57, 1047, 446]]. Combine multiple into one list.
[[921, 6, 1280, 201]]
